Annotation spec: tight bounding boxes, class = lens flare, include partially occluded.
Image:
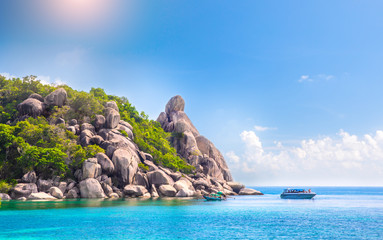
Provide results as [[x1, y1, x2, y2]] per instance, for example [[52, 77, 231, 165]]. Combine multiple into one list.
[[36, 0, 127, 33]]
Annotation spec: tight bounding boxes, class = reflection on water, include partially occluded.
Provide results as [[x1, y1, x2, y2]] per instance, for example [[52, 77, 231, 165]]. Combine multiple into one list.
[[0, 197, 201, 211]]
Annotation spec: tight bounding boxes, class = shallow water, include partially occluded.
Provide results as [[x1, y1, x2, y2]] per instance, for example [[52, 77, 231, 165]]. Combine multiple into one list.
[[1, 187, 382, 239]]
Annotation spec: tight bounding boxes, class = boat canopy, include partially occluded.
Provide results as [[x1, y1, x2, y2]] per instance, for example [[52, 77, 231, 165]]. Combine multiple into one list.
[[283, 189, 306, 192]]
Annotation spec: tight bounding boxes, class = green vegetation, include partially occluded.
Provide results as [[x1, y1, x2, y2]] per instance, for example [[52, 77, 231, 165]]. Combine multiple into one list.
[[0, 75, 194, 183], [0, 180, 14, 193], [117, 103, 194, 173], [85, 87, 194, 173], [138, 163, 149, 171], [0, 117, 104, 180], [119, 130, 129, 138], [0, 75, 55, 123], [171, 132, 184, 139]]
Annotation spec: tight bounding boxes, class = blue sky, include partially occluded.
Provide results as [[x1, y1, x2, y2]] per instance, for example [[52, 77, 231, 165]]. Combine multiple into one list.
[[1, 0, 383, 186]]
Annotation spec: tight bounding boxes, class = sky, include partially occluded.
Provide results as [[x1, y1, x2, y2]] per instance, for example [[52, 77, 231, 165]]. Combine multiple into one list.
[[1, 0, 383, 186]]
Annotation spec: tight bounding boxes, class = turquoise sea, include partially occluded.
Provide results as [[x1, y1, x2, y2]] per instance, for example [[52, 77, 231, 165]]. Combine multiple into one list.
[[1, 187, 382, 239]]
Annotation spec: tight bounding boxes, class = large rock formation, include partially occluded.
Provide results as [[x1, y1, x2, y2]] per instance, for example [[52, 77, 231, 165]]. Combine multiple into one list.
[[28, 93, 44, 102], [227, 182, 245, 194], [82, 158, 102, 179], [0, 193, 11, 200], [174, 178, 195, 197], [17, 89, 68, 118], [158, 185, 177, 197], [94, 115, 106, 130], [8, 90, 262, 200], [44, 88, 67, 107], [147, 170, 174, 187], [10, 183, 38, 199], [21, 171, 37, 183], [239, 188, 263, 195], [123, 185, 148, 197], [105, 107, 120, 129], [17, 98, 45, 117], [165, 96, 185, 114], [37, 179, 53, 192], [157, 95, 233, 182], [27, 192, 57, 200], [111, 148, 139, 186], [79, 178, 106, 198], [49, 187, 64, 199], [96, 153, 114, 174]]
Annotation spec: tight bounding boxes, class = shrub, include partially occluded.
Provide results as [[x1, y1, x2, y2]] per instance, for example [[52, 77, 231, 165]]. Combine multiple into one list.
[[15, 138, 68, 178], [119, 130, 129, 138], [171, 132, 184, 139], [0, 180, 13, 193], [84, 145, 105, 159], [138, 163, 149, 171], [0, 121, 104, 180]]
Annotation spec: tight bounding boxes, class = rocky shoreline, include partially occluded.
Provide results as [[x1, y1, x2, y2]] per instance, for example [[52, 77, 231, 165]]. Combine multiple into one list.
[[1, 90, 262, 201]]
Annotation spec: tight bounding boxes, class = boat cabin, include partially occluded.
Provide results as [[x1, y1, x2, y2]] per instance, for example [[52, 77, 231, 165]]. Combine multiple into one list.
[[283, 189, 311, 193]]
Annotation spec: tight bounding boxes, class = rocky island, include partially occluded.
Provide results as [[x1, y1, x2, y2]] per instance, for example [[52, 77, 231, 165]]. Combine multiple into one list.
[[0, 76, 262, 201]]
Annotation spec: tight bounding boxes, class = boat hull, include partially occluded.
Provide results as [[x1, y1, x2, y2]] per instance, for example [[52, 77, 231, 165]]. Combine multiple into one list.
[[280, 193, 316, 199], [203, 196, 223, 201]]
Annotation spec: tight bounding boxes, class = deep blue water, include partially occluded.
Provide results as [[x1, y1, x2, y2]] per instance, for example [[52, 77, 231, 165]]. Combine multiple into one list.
[[1, 187, 382, 239]]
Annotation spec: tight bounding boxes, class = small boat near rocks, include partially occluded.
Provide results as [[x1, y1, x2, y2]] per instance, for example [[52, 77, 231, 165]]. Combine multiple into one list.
[[280, 188, 316, 199], [203, 192, 226, 201]]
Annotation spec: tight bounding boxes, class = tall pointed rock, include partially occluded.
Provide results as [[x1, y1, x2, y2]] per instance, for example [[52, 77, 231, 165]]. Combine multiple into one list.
[[157, 95, 233, 181]]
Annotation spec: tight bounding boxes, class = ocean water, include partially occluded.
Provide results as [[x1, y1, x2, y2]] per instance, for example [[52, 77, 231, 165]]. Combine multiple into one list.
[[0, 187, 382, 239]]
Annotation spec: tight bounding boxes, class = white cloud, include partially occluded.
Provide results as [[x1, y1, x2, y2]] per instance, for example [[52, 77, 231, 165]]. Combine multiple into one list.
[[1, 73, 65, 86], [37, 75, 65, 86], [254, 125, 277, 131], [298, 74, 334, 83], [37, 75, 50, 84], [0, 72, 17, 79], [298, 75, 312, 83], [241, 131, 263, 152], [227, 130, 383, 186], [226, 151, 240, 163]]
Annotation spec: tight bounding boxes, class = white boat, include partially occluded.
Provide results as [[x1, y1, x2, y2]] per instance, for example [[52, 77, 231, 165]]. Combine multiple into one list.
[[280, 188, 316, 199]]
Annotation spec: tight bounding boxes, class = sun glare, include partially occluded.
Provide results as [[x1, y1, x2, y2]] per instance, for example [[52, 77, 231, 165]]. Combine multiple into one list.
[[39, 0, 123, 32]]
